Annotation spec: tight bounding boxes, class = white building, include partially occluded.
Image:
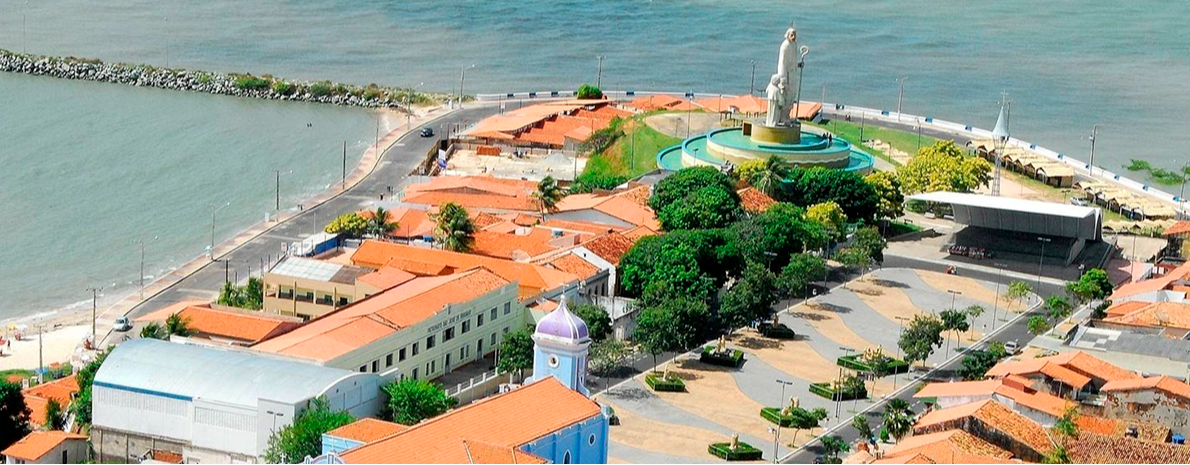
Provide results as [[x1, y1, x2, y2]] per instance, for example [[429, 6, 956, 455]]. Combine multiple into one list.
[[91, 339, 388, 463]]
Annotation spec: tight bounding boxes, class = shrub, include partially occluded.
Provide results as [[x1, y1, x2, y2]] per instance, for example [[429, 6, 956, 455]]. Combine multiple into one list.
[[272, 81, 295, 95], [758, 321, 797, 339], [836, 354, 909, 377], [700, 346, 745, 368], [708, 442, 763, 461], [645, 372, 686, 392], [809, 378, 867, 401], [760, 407, 795, 427], [363, 87, 385, 101], [576, 84, 603, 100], [309, 81, 333, 97], [234, 75, 270, 91]]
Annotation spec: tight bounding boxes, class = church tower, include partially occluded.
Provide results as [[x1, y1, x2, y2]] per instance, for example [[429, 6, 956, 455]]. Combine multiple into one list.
[[529, 296, 591, 396]]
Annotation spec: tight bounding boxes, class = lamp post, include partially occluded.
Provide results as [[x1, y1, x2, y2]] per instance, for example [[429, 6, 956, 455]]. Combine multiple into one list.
[[458, 64, 476, 109], [596, 55, 606, 89], [750, 60, 757, 96], [836, 347, 853, 418], [1036, 237, 1052, 289], [896, 77, 907, 122], [274, 170, 292, 212], [86, 287, 101, 341], [1088, 124, 1100, 178], [133, 236, 159, 300], [1179, 159, 1190, 220], [894, 316, 909, 391], [991, 263, 1006, 331], [210, 202, 230, 259], [772, 379, 795, 462], [946, 290, 962, 357]]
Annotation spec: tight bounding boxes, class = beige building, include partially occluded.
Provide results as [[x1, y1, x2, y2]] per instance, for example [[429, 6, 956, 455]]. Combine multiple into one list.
[[262, 256, 414, 320]]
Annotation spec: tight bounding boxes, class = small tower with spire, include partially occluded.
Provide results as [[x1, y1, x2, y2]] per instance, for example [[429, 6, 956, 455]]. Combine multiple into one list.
[[991, 94, 1011, 197], [528, 296, 592, 396]]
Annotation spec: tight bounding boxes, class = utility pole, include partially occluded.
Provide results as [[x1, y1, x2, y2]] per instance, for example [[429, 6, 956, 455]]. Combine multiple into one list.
[[596, 56, 605, 89], [896, 77, 907, 122], [1088, 124, 1099, 178], [459, 64, 476, 109], [135, 237, 158, 300], [821, 84, 826, 107], [86, 287, 101, 341], [38, 325, 44, 383], [275, 170, 281, 211], [772, 379, 794, 463], [342, 140, 348, 190], [1037, 237, 1051, 290], [210, 202, 230, 259], [750, 60, 756, 96]]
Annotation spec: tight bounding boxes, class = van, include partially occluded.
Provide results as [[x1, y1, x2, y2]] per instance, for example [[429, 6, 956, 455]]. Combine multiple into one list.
[[1004, 341, 1020, 355]]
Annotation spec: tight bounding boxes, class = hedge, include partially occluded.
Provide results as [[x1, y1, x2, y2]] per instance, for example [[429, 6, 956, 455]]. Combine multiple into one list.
[[708, 442, 764, 461], [645, 372, 686, 392], [809, 382, 867, 401], [760, 407, 794, 427], [758, 322, 797, 339], [700, 346, 745, 368], [836, 354, 909, 377]]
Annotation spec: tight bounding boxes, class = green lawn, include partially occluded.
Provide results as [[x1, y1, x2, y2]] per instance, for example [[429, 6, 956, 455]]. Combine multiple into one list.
[[808, 119, 939, 167], [581, 115, 682, 182]]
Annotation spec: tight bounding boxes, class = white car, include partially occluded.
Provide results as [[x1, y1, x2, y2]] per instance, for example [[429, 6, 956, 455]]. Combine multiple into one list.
[[1003, 341, 1020, 355], [113, 316, 132, 332]]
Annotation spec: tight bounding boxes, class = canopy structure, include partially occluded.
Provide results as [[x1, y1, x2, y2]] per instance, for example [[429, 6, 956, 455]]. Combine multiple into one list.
[[909, 191, 1101, 241]]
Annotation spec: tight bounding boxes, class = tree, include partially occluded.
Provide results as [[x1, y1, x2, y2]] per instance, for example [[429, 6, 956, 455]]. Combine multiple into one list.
[[324, 212, 369, 238], [786, 406, 829, 447], [589, 339, 631, 391], [1054, 405, 1079, 438], [898, 315, 944, 368], [850, 226, 887, 265], [1066, 268, 1113, 305], [383, 379, 458, 426], [497, 328, 534, 380], [820, 435, 850, 463], [897, 140, 991, 194], [1028, 315, 1052, 335], [217, 277, 264, 310], [780, 253, 827, 299], [959, 348, 1004, 380], [166, 312, 194, 337], [724, 203, 826, 274], [806, 202, 847, 238], [963, 305, 986, 341], [864, 171, 904, 221], [657, 184, 743, 230], [72, 346, 112, 429], [364, 207, 398, 238], [883, 398, 913, 440], [650, 166, 738, 214], [619, 230, 728, 302], [1006, 281, 1032, 310], [533, 175, 564, 216], [782, 167, 880, 224], [140, 321, 166, 339], [633, 306, 681, 371], [741, 157, 791, 198], [939, 309, 970, 357], [718, 262, 779, 329], [734, 159, 767, 184], [573, 303, 612, 341], [1046, 296, 1073, 321], [851, 415, 873, 443], [434, 202, 476, 252], [576, 84, 603, 99], [0, 381, 31, 450], [44, 398, 66, 430], [263, 397, 354, 464], [1044, 445, 1072, 464]]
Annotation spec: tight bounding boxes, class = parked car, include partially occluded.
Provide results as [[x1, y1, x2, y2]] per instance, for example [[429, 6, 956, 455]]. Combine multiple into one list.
[[419, 127, 434, 137], [1069, 197, 1090, 206], [1003, 341, 1020, 355], [113, 316, 132, 332]]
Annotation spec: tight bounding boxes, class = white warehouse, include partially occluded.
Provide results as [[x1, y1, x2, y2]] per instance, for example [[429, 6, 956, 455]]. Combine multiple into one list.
[[91, 339, 389, 463]]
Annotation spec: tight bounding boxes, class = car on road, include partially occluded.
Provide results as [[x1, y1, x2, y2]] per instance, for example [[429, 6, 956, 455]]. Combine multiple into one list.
[[1069, 197, 1090, 206], [1004, 340, 1020, 355], [419, 127, 434, 137], [113, 316, 132, 332]]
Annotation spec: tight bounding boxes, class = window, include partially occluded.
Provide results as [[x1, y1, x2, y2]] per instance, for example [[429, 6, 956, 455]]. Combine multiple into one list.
[[491, 308, 498, 321], [359, 365, 367, 373], [445, 354, 451, 368], [412, 368, 418, 379], [589, 434, 597, 446], [491, 333, 497, 345], [443, 328, 455, 342], [504, 302, 511, 315], [460, 346, 467, 359], [462, 321, 471, 334], [386, 353, 393, 368], [426, 362, 431, 374], [426, 335, 436, 349], [548, 355, 560, 368], [477, 313, 485, 327], [563, 451, 571, 464], [412, 343, 419, 356], [399, 347, 407, 362], [371, 360, 379, 372], [503, 327, 510, 335], [338, 296, 349, 306]]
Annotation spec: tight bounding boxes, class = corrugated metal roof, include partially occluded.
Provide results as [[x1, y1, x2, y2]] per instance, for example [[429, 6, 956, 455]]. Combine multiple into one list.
[[94, 339, 367, 407], [908, 191, 1096, 219]]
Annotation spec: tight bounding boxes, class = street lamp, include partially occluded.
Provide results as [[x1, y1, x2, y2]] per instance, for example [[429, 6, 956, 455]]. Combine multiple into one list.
[[596, 55, 606, 89], [835, 346, 853, 418], [750, 60, 757, 96], [772, 379, 795, 462], [793, 46, 810, 121], [274, 169, 293, 212], [1036, 237, 1052, 289], [209, 202, 231, 259], [1088, 125, 1100, 178], [991, 263, 1007, 331], [896, 77, 908, 122], [458, 64, 476, 109], [86, 287, 102, 342], [133, 236, 159, 300], [893, 316, 910, 391]]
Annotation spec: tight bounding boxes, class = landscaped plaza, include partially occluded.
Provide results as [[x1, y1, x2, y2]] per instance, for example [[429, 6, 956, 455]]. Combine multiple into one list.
[[599, 268, 1038, 463]]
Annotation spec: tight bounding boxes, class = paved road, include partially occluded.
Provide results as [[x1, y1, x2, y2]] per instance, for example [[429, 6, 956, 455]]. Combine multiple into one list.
[[102, 104, 500, 344], [782, 253, 1063, 463]]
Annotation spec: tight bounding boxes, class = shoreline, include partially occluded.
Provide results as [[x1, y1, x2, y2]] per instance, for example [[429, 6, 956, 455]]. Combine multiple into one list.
[[0, 49, 447, 111]]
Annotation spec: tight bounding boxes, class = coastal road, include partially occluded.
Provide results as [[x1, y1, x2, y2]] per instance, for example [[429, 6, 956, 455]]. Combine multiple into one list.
[[781, 253, 1062, 463], [102, 104, 500, 344]]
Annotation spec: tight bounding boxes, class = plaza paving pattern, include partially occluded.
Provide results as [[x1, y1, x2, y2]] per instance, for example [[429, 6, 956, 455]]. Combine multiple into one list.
[[596, 268, 1036, 463]]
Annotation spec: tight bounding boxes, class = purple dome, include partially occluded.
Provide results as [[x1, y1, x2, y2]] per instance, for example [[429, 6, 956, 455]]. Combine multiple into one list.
[[535, 297, 589, 341]]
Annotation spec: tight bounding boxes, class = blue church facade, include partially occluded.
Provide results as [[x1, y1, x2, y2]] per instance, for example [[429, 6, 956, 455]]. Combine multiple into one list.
[[521, 413, 609, 464]]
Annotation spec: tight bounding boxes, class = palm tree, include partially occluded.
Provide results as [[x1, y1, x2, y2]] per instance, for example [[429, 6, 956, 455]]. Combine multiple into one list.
[[883, 398, 913, 441], [533, 175, 564, 217], [434, 202, 476, 252], [748, 157, 791, 198], [140, 322, 166, 340], [366, 207, 398, 239], [165, 312, 193, 337]]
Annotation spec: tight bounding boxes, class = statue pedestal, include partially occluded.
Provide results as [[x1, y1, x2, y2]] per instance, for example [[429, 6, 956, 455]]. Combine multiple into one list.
[[743, 122, 802, 144]]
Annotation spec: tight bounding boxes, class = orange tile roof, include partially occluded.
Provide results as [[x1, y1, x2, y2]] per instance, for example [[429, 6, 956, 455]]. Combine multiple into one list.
[[23, 375, 78, 407], [1162, 220, 1190, 236], [1102, 375, 1190, 401], [579, 232, 637, 265], [1110, 260, 1190, 300], [252, 269, 511, 361], [461, 439, 548, 464], [555, 187, 661, 230], [339, 377, 601, 464], [915, 400, 1053, 456], [625, 94, 687, 111], [1068, 431, 1190, 463], [1105, 300, 1150, 318], [737, 187, 778, 214], [528, 299, 560, 313], [351, 241, 578, 300], [1103, 301, 1190, 330], [883, 430, 1015, 464], [403, 176, 541, 213], [403, 191, 541, 213], [472, 212, 505, 229], [471, 228, 575, 261], [2, 431, 87, 461], [993, 384, 1071, 417], [152, 450, 184, 464], [328, 418, 409, 444], [383, 208, 435, 239], [139, 305, 302, 344], [546, 254, 600, 279], [694, 94, 768, 114], [539, 219, 626, 235], [357, 266, 418, 291], [986, 351, 1137, 387], [381, 257, 452, 277], [466, 102, 585, 135]]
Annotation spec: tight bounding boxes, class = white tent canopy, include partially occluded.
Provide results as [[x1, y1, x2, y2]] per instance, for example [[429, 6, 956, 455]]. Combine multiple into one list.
[[909, 191, 1101, 241]]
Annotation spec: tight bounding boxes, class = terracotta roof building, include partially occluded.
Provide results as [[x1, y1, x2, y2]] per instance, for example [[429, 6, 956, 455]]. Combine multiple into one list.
[[1109, 260, 1190, 302], [1098, 301, 1190, 338], [553, 185, 661, 231], [134, 304, 302, 345], [402, 175, 543, 213], [913, 399, 1053, 463], [465, 99, 630, 150], [323, 377, 607, 464], [21, 374, 80, 429], [985, 351, 1139, 398], [2, 431, 88, 464], [914, 376, 1071, 424], [624, 94, 696, 112], [870, 429, 1016, 464], [262, 256, 379, 320]]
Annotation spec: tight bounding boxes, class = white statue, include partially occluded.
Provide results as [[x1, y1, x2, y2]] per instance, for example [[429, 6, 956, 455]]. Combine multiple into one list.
[[766, 25, 804, 127], [765, 74, 784, 127]]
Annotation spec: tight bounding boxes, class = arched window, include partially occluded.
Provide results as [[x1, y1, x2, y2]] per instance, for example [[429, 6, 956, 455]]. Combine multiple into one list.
[[589, 434, 597, 446], [563, 451, 572, 464]]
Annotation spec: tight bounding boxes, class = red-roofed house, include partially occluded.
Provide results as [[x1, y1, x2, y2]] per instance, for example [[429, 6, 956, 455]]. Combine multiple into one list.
[[1096, 375, 1190, 436], [2, 431, 88, 464], [134, 304, 303, 345], [554, 186, 661, 231], [913, 399, 1052, 463], [21, 375, 80, 429], [465, 99, 629, 150], [867, 429, 1016, 464], [1109, 260, 1190, 303], [985, 351, 1139, 399], [914, 376, 1071, 426], [402, 175, 542, 213]]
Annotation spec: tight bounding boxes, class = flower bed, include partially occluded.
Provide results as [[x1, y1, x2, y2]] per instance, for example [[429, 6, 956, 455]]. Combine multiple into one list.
[[708, 442, 764, 461], [758, 322, 797, 339], [837, 354, 909, 377], [809, 381, 867, 401], [700, 346, 746, 367], [645, 372, 686, 392]]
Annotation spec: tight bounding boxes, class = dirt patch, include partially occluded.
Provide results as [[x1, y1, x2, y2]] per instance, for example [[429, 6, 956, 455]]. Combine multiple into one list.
[[603, 399, 724, 462]]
